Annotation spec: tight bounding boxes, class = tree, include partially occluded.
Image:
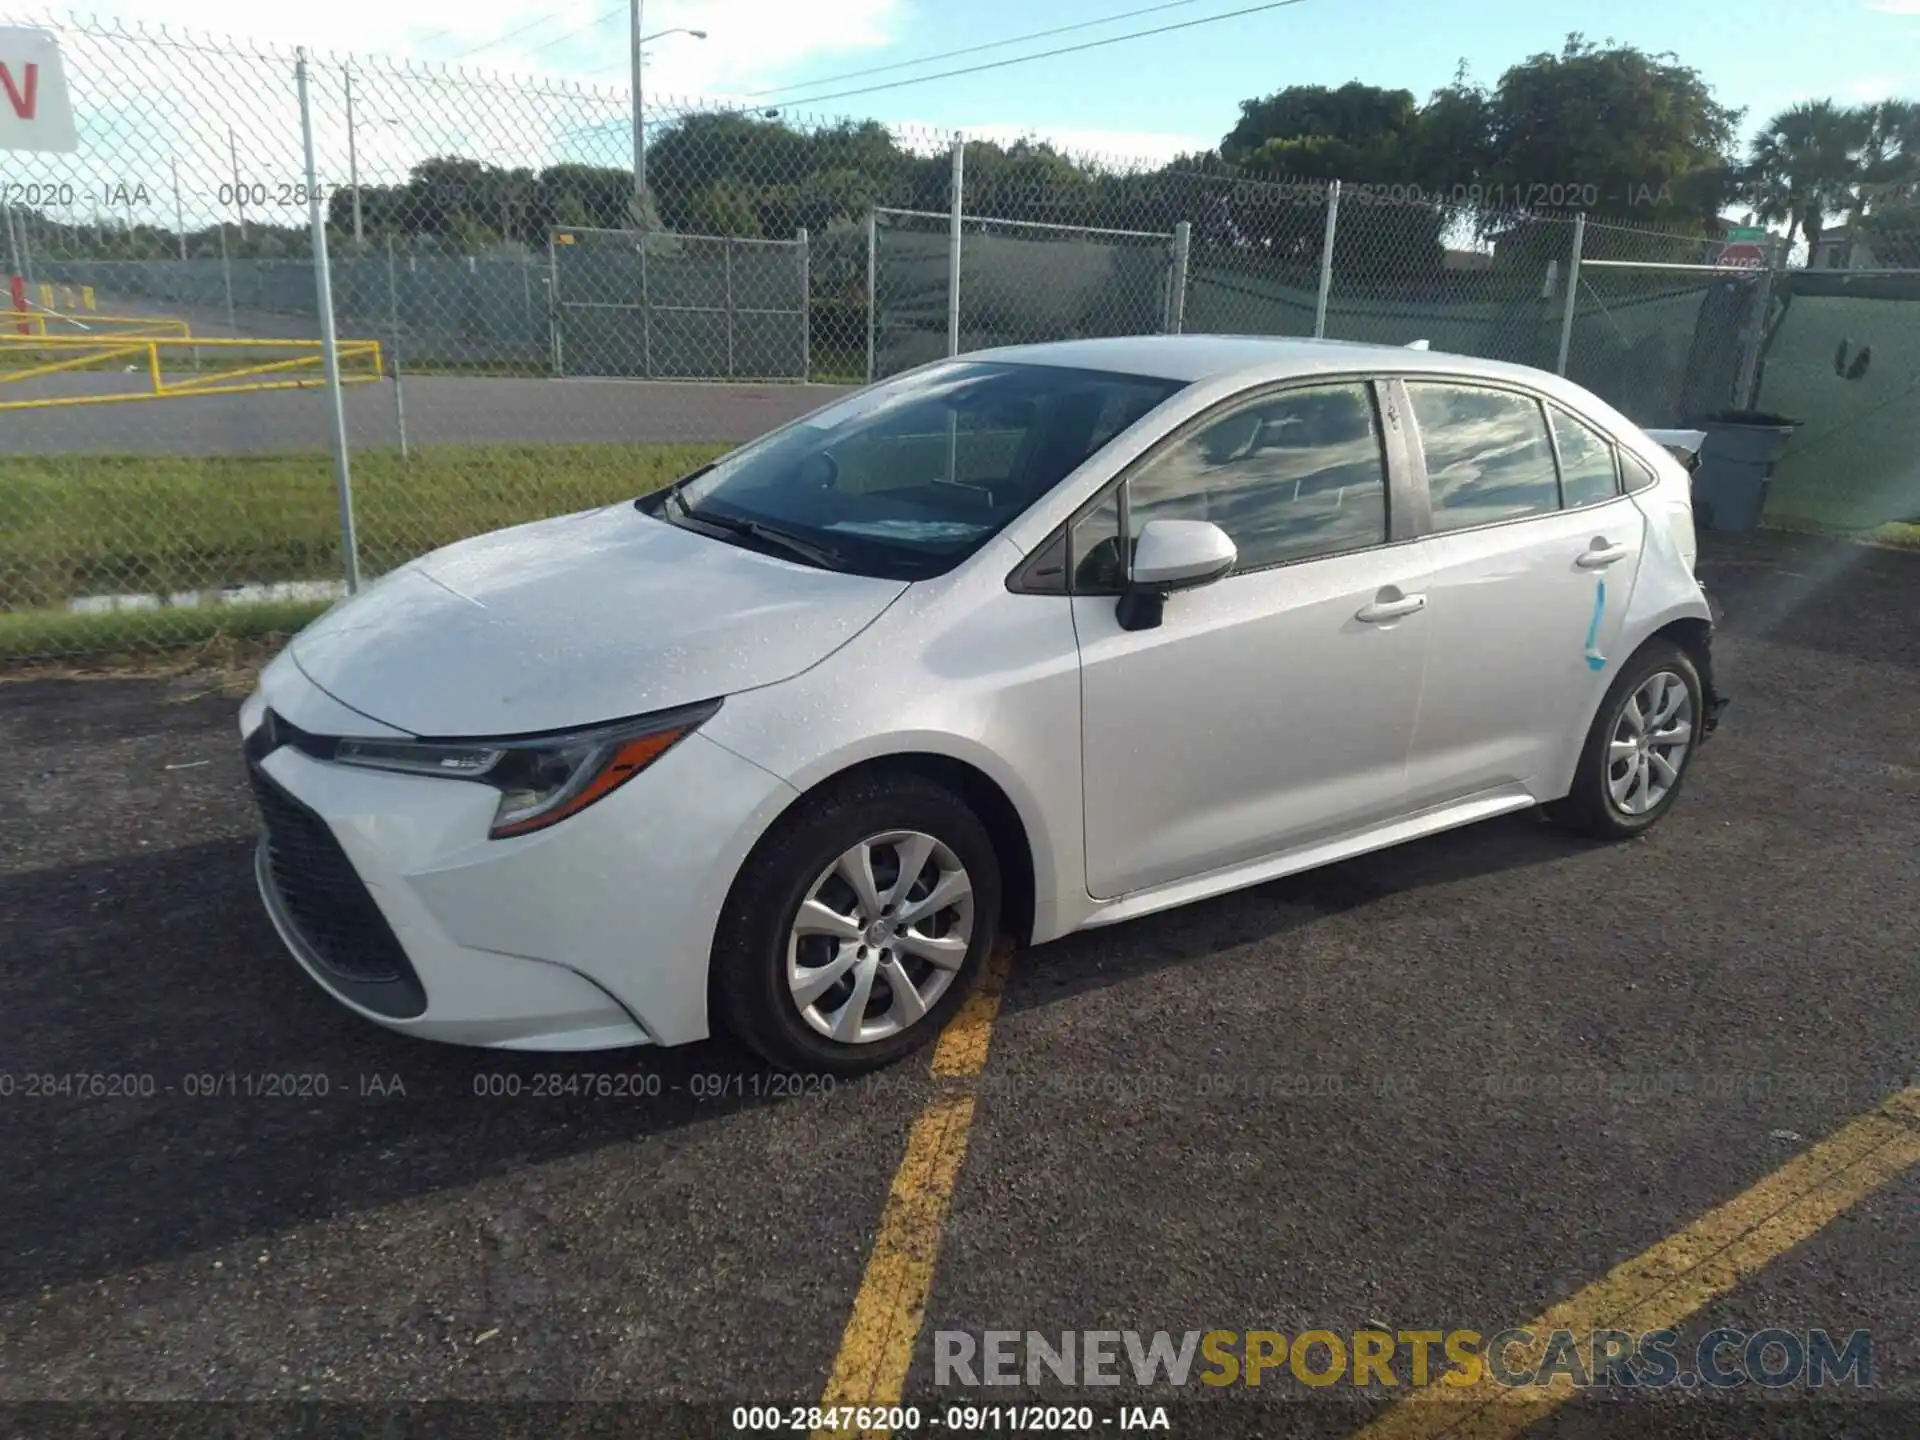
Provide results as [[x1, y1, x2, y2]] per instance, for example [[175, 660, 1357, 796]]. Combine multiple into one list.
[[1855, 203, 1920, 267], [1221, 82, 1434, 184], [1403, 69, 1496, 193], [1215, 82, 1462, 275], [536, 164, 638, 236], [1853, 98, 1920, 223], [1746, 100, 1871, 253], [963, 138, 1099, 224], [681, 179, 764, 237], [1852, 99, 1920, 267], [1483, 36, 1742, 228]]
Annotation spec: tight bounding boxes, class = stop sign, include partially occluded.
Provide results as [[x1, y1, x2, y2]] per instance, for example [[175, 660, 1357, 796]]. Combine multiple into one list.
[[1717, 242, 1767, 268]]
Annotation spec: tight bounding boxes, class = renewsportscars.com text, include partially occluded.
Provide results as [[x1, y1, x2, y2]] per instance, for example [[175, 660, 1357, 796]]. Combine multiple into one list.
[[934, 1327, 1872, 1390]]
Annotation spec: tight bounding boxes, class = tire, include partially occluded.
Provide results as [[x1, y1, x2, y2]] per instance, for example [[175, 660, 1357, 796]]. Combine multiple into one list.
[[710, 771, 1002, 1075], [1548, 638, 1705, 840]]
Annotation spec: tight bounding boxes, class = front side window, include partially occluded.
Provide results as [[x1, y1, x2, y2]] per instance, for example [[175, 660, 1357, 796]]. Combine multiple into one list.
[[1069, 490, 1126, 593], [1120, 382, 1390, 573], [653, 361, 1185, 580], [1550, 407, 1621, 508], [1407, 382, 1559, 532]]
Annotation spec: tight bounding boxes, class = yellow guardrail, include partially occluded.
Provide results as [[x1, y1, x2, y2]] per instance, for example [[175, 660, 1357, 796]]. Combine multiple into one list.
[[9, 312, 194, 340], [28, 281, 97, 313], [0, 333, 385, 410]]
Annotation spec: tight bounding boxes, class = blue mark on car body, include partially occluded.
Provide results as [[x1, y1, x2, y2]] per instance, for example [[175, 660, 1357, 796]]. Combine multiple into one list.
[[1583, 578, 1608, 671]]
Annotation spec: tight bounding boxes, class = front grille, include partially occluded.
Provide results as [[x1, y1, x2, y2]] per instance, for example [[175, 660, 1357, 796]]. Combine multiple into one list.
[[249, 765, 417, 990]]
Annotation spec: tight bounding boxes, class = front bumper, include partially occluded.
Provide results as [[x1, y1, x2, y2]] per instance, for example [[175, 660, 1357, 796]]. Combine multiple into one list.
[[239, 664, 798, 1051]]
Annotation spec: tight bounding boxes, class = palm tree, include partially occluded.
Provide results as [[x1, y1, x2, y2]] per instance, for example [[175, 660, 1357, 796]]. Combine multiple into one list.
[[1853, 98, 1920, 222], [1746, 100, 1872, 262]]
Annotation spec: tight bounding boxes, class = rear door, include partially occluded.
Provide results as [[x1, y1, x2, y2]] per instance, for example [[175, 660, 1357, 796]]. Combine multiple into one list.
[[1396, 378, 1647, 808]]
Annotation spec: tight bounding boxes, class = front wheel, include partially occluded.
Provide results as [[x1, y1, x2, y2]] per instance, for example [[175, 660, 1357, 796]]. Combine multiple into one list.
[[1548, 639, 1704, 840], [710, 772, 1001, 1074]]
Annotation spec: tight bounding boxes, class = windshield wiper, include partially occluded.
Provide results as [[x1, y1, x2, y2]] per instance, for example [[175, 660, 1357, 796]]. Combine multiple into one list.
[[680, 507, 848, 571]]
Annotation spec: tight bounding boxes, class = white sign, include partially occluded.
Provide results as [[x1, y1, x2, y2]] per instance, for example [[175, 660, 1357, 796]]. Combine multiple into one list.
[[0, 27, 77, 153]]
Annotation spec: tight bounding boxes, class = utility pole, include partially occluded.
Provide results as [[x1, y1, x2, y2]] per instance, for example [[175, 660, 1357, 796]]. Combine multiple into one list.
[[297, 49, 361, 595], [625, 7, 705, 229]]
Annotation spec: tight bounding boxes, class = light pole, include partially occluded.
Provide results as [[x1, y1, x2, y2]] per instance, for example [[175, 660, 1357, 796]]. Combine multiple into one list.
[[628, 1, 705, 226]]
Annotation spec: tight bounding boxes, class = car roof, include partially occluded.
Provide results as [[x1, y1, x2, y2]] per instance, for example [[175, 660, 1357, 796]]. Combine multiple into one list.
[[963, 333, 1573, 392]]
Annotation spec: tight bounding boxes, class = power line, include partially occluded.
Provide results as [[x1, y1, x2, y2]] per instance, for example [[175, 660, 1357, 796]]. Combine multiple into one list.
[[755, 0, 1311, 111], [742, 0, 1221, 100], [441, 11, 562, 63], [525, 3, 627, 58]]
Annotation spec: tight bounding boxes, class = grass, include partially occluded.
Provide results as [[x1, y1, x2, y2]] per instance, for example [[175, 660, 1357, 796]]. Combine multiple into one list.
[[0, 622, 303, 695], [1, 441, 729, 663], [5, 435, 1912, 668], [1751, 512, 1920, 551], [0, 599, 332, 667]]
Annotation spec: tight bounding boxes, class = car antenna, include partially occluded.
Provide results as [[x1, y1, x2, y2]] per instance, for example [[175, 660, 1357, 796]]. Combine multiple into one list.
[[1405, 339, 1431, 350]]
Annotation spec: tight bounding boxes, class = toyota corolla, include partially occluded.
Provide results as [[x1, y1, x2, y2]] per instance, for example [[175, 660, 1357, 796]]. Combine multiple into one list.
[[240, 335, 1725, 1073]]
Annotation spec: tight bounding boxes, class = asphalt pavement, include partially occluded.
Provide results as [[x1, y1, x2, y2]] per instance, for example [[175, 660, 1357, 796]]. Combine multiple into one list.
[[1, 529, 1916, 1438]]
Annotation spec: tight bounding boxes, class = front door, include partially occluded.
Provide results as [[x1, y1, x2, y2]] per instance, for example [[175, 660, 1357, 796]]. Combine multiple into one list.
[[1072, 379, 1432, 899]]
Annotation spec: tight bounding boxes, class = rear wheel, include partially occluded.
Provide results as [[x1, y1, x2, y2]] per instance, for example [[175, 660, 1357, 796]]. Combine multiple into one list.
[[711, 772, 1000, 1074], [1549, 639, 1703, 840]]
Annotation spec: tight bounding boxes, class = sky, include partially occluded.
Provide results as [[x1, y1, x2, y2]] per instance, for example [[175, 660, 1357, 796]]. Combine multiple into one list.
[[56, 0, 1920, 169]]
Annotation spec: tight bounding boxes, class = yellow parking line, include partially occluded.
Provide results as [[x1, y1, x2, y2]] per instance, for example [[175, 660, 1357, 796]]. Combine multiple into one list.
[[928, 943, 1015, 1078], [814, 942, 1016, 1440], [1357, 1085, 1920, 1440]]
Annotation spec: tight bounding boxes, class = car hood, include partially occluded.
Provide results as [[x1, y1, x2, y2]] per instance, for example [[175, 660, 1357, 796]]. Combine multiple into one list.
[[290, 504, 907, 736]]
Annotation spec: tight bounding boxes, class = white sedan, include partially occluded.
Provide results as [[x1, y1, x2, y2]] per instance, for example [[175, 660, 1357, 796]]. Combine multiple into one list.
[[240, 335, 1726, 1073]]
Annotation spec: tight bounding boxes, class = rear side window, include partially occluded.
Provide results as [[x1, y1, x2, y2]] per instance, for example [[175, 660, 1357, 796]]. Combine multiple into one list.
[[1407, 382, 1559, 532], [1550, 407, 1621, 508], [1621, 453, 1660, 493]]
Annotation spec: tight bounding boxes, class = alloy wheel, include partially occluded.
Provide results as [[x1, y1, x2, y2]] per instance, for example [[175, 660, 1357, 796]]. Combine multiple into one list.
[[1607, 670, 1694, 816], [786, 829, 974, 1044]]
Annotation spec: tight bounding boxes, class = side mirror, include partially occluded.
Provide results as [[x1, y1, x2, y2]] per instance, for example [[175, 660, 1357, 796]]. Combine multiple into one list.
[[1116, 519, 1237, 632]]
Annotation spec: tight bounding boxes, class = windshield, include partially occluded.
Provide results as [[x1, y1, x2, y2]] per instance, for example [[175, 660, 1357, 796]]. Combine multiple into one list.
[[645, 360, 1186, 579]]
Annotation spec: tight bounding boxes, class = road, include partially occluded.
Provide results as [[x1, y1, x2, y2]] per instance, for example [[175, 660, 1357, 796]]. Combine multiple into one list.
[[2, 529, 1916, 1436], [0, 375, 855, 455]]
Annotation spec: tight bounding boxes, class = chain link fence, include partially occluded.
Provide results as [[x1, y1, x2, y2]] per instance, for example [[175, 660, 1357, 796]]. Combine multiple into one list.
[[549, 225, 810, 380], [1564, 219, 1769, 428], [4, 13, 1912, 666], [1, 17, 346, 662], [870, 203, 1182, 378]]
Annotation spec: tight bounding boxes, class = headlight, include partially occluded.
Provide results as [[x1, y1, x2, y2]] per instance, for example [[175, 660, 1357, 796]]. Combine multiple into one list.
[[333, 700, 720, 839]]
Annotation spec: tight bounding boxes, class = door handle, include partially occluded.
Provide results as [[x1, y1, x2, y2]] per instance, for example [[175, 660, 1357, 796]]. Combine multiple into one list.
[[1576, 542, 1630, 569], [1356, 593, 1427, 623]]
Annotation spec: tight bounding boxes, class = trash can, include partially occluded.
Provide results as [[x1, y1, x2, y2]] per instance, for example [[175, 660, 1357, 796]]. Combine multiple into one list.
[[1687, 411, 1802, 532]]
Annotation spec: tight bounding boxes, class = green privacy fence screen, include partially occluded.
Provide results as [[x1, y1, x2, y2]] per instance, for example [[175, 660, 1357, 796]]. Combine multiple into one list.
[[1753, 270, 1920, 532]]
